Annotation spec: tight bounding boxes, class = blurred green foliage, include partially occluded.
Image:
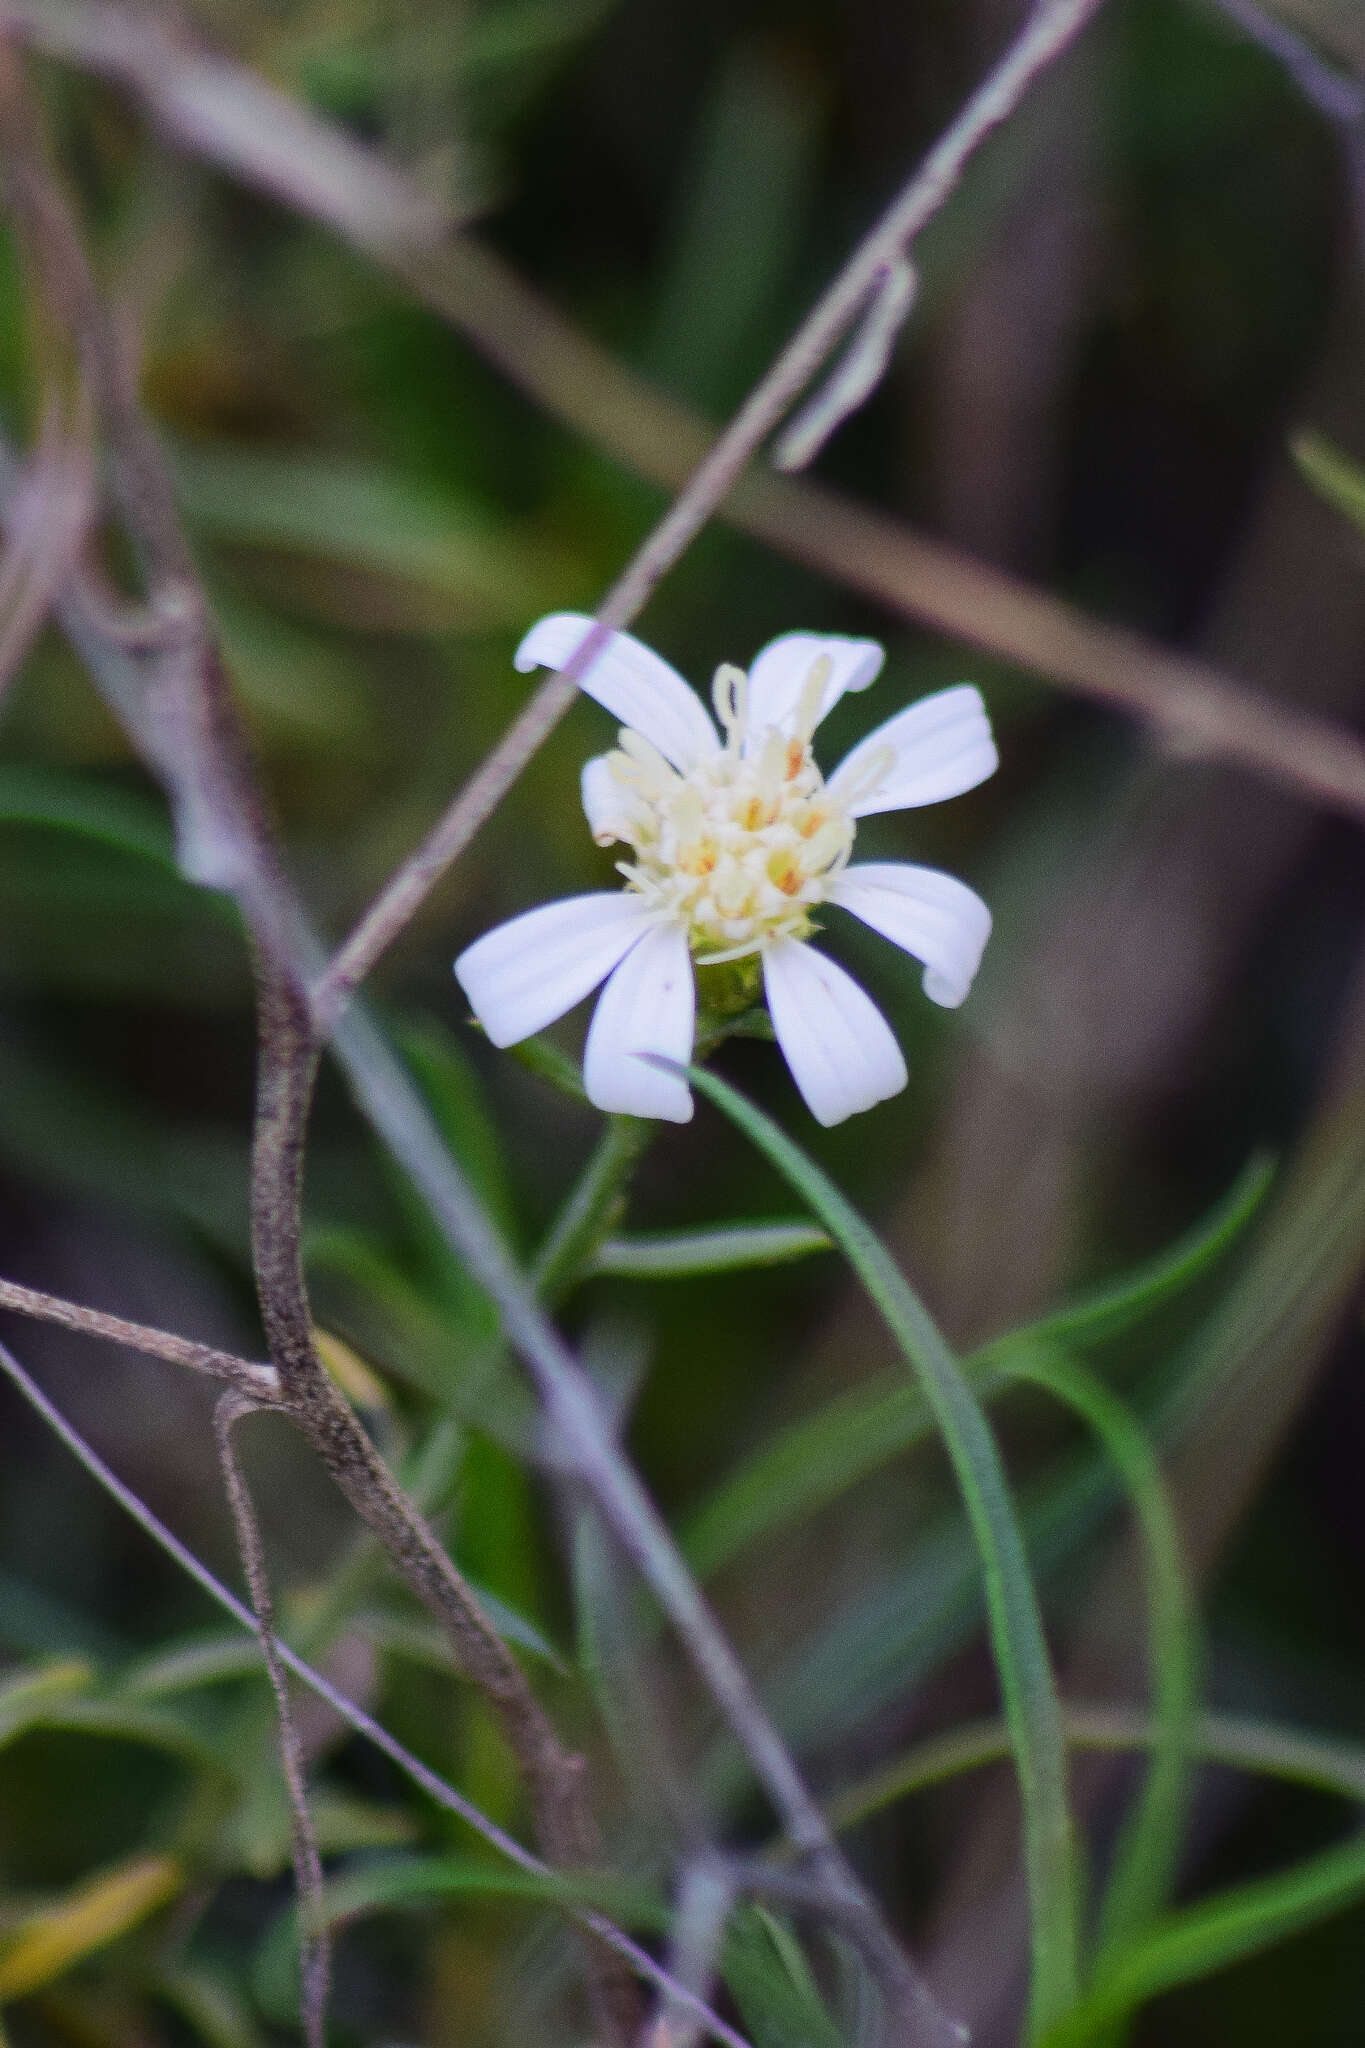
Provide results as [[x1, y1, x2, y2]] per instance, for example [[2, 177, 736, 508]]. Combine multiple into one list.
[[0, 0, 1364, 2044]]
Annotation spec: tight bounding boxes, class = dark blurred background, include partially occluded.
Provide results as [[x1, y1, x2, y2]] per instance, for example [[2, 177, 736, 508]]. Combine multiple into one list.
[[1, 0, 1364, 2042]]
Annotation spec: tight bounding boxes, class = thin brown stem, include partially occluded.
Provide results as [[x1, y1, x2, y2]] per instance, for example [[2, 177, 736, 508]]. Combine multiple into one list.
[[0, 61, 641, 2042], [315, 0, 1108, 1015], [214, 1393, 330, 2048], [0, 1337, 754, 2048], [0, 1274, 281, 1400], [6, 2, 1363, 886]]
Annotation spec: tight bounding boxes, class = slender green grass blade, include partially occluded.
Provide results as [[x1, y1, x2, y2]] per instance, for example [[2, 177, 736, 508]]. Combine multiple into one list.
[[1292, 431, 1365, 536], [826, 1706, 1365, 1835], [722, 1905, 846, 2048], [1038, 1830, 1365, 2048], [998, 1341, 1199, 1959], [682, 1156, 1268, 1580], [684, 1063, 1080, 2037], [1028, 1154, 1273, 1350], [593, 1219, 833, 1279]]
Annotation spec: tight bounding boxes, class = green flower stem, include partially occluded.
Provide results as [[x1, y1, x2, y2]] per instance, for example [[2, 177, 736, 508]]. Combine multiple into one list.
[[532, 1116, 653, 1307], [297, 1114, 656, 1667], [687, 1061, 1081, 2040]]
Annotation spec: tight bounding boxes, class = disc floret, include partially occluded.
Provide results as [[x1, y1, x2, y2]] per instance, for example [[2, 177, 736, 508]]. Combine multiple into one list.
[[598, 658, 861, 963]]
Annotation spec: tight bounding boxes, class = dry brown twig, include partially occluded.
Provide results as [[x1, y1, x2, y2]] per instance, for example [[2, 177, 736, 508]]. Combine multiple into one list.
[[215, 1392, 331, 2048], [0, 1274, 281, 1398], [0, 46, 643, 2048], [0, 1335, 758, 2048], [0, 387, 92, 699]]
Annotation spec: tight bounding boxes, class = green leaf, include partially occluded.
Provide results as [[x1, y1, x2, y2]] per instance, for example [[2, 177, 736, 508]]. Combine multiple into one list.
[[120, 1635, 268, 1698], [148, 1963, 268, 2048], [0, 1854, 183, 2000], [681, 1155, 1270, 1581], [252, 1854, 664, 2021], [685, 1063, 1080, 2037], [358, 1597, 564, 1673], [996, 1340, 1199, 1960], [0, 1659, 94, 1739], [505, 1030, 588, 1102], [170, 441, 579, 632], [721, 1905, 845, 2048], [317, 1853, 663, 1926], [0, 765, 177, 867], [1292, 431, 1365, 539], [0, 1660, 233, 1773], [683, 1370, 981, 1581], [0, 764, 244, 1003], [397, 1017, 519, 1248], [827, 1706, 1365, 1839], [591, 1218, 833, 1279], [1039, 1831, 1365, 2048], [308, 1018, 522, 1401], [1029, 1152, 1274, 1349], [304, 1227, 480, 1401], [21, 1697, 235, 1777]]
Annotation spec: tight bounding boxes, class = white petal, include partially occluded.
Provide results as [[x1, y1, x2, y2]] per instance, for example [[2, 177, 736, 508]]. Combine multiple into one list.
[[583, 922, 695, 1122], [745, 632, 884, 738], [829, 863, 992, 1009], [825, 683, 997, 816], [516, 612, 719, 771], [455, 893, 652, 1048], [581, 755, 628, 845], [762, 939, 907, 1127]]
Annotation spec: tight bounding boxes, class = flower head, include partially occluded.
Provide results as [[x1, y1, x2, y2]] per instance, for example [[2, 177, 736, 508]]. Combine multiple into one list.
[[455, 614, 996, 1126]]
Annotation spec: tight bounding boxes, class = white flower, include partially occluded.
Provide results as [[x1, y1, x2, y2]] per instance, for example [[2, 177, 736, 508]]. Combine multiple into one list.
[[455, 614, 997, 1127]]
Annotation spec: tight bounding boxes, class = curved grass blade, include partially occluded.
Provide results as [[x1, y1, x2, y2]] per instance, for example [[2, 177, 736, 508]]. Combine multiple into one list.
[[826, 1706, 1365, 1835], [1038, 1829, 1365, 2048], [683, 1062, 1080, 2037], [593, 1219, 832, 1279], [681, 1156, 1269, 1581], [999, 1342, 1199, 1960], [1029, 1153, 1274, 1350]]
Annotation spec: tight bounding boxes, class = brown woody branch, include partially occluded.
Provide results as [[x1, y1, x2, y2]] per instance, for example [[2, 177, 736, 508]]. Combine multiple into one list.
[[0, 1274, 282, 1399], [0, 52, 640, 2046]]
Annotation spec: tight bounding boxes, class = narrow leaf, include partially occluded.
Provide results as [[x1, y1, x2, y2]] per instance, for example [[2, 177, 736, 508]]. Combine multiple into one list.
[[684, 1063, 1080, 2035], [1029, 1153, 1274, 1349], [1040, 1830, 1365, 2048], [998, 1341, 1199, 1958], [592, 1219, 833, 1279], [681, 1155, 1269, 1579], [0, 1855, 182, 2000], [1292, 431, 1365, 538]]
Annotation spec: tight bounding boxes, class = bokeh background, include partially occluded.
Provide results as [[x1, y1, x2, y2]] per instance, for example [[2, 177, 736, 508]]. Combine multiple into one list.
[[1, 0, 1364, 2042]]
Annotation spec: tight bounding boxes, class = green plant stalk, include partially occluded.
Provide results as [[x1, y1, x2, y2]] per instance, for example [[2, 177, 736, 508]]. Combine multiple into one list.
[[531, 1115, 653, 1306], [681, 1151, 1271, 1581], [999, 1342, 1199, 1967], [297, 1107, 654, 1668], [684, 1063, 1081, 2039], [1037, 1829, 1365, 2048]]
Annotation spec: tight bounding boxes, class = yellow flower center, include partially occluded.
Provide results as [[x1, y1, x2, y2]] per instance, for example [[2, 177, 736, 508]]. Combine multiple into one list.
[[598, 660, 859, 963]]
